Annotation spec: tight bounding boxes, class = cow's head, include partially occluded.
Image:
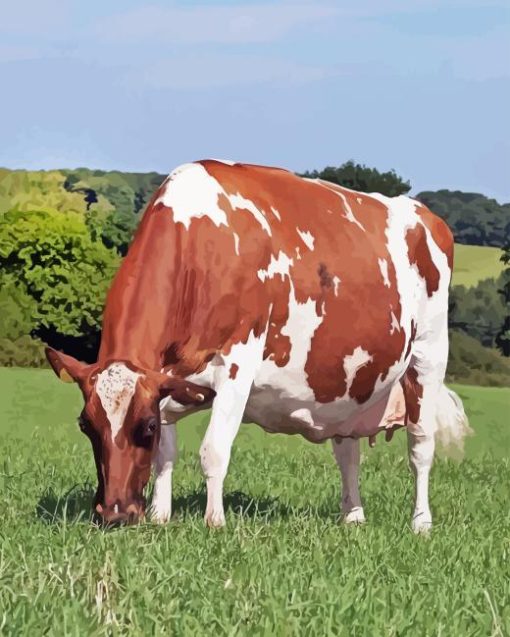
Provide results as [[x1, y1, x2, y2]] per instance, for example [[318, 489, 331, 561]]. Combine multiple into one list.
[[45, 347, 215, 524]]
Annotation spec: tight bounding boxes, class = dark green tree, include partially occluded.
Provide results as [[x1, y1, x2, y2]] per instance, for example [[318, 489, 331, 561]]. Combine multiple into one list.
[[300, 160, 411, 197], [416, 190, 510, 248], [495, 243, 510, 356], [449, 275, 507, 348]]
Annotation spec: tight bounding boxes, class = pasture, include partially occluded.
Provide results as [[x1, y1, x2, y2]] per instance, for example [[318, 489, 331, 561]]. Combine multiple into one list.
[[1, 367, 509, 635], [452, 243, 504, 287]]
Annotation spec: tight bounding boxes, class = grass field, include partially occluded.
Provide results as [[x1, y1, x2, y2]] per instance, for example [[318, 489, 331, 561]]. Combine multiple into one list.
[[1, 367, 509, 636], [452, 244, 504, 287]]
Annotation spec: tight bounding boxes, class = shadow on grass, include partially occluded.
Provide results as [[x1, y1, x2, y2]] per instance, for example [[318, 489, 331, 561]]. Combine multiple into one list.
[[173, 489, 334, 521], [36, 486, 336, 526], [36, 483, 95, 524]]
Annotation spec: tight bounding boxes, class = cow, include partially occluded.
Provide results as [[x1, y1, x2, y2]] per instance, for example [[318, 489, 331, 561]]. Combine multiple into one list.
[[45, 160, 470, 532]]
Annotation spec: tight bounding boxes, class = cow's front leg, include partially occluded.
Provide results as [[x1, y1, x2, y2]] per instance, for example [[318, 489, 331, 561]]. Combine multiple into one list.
[[150, 422, 177, 523], [200, 335, 264, 528], [331, 437, 366, 524]]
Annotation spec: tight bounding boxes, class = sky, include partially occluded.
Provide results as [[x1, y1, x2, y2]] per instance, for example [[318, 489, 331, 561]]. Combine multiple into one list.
[[1, 0, 509, 201]]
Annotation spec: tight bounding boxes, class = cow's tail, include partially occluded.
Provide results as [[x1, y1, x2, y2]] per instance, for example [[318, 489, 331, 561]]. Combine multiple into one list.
[[434, 384, 472, 458]]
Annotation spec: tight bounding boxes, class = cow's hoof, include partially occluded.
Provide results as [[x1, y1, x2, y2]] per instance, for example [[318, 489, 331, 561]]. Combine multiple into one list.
[[150, 507, 172, 524], [343, 507, 366, 525], [412, 513, 432, 534], [205, 511, 226, 529]]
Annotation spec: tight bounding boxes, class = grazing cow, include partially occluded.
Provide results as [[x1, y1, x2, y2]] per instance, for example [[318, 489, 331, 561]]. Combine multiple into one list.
[[46, 160, 470, 531]]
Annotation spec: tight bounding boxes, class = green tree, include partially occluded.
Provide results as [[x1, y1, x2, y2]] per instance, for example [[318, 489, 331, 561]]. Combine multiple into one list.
[[300, 160, 411, 197], [449, 275, 507, 348], [0, 209, 120, 360], [416, 190, 510, 248], [495, 242, 510, 356]]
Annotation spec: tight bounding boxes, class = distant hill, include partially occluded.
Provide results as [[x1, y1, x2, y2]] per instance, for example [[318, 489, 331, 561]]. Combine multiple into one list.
[[451, 244, 504, 287]]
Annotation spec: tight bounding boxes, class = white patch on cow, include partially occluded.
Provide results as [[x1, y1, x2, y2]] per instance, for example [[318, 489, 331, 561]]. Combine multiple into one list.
[[96, 363, 141, 444], [332, 276, 341, 296], [290, 408, 322, 430], [343, 347, 373, 394], [357, 197, 363, 204], [257, 251, 293, 282], [297, 228, 315, 250], [229, 193, 272, 235], [296, 246, 302, 260], [157, 163, 273, 235], [249, 282, 324, 407], [314, 180, 365, 232], [233, 232, 240, 256], [270, 206, 281, 221], [156, 163, 228, 229], [378, 258, 391, 287], [390, 310, 401, 334], [210, 158, 236, 165]]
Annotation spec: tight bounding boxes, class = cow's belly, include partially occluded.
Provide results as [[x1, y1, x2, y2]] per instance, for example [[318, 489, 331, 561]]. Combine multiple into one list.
[[244, 357, 407, 443]]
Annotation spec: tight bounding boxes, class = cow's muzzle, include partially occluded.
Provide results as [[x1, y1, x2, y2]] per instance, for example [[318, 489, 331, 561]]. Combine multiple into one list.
[[95, 500, 145, 525]]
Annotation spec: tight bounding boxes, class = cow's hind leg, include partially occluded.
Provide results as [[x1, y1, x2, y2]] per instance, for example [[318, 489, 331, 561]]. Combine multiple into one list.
[[150, 422, 177, 523], [402, 347, 445, 534], [332, 437, 365, 524]]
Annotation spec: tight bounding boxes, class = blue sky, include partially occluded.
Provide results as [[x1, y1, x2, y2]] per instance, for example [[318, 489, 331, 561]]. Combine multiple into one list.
[[1, 0, 509, 201]]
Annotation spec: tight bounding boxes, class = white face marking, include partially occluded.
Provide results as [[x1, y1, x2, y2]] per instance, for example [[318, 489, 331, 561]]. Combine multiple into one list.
[[296, 246, 302, 260], [297, 228, 315, 250], [378, 258, 391, 287], [332, 275, 341, 296], [257, 251, 293, 282], [96, 363, 141, 445], [270, 206, 281, 221], [343, 347, 373, 394]]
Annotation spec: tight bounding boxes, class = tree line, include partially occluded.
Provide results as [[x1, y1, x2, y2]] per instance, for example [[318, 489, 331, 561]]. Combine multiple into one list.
[[0, 162, 508, 383]]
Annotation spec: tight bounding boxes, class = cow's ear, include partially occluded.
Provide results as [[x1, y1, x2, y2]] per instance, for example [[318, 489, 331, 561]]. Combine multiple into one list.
[[157, 375, 216, 406], [45, 347, 88, 384]]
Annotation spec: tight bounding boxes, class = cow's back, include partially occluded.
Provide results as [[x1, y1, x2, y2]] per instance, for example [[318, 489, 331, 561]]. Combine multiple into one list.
[[112, 160, 452, 438]]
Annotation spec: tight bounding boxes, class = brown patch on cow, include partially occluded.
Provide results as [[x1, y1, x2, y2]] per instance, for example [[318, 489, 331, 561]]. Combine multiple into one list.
[[229, 363, 239, 379], [404, 319, 417, 360], [400, 367, 423, 425], [415, 203, 454, 272], [405, 224, 440, 297], [318, 263, 333, 289]]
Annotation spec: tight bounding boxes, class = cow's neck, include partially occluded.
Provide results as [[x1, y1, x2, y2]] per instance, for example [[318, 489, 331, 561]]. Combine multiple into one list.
[[98, 207, 192, 372]]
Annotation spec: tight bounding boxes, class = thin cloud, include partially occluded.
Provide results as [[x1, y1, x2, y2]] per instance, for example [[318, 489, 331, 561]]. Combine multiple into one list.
[[94, 3, 342, 44], [122, 54, 338, 90]]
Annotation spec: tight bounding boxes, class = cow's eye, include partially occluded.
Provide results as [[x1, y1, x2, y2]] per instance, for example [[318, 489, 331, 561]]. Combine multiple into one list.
[[144, 419, 158, 437]]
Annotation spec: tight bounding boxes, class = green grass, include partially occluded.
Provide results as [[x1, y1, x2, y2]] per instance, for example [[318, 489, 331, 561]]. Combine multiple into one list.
[[452, 243, 504, 287], [1, 368, 509, 636]]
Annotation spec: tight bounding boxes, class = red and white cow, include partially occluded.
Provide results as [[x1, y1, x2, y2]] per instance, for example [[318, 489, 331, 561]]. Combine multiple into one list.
[[46, 160, 470, 531]]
